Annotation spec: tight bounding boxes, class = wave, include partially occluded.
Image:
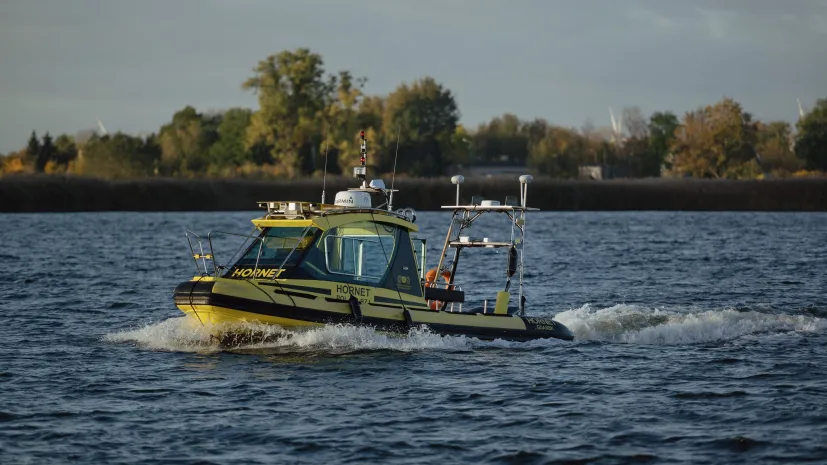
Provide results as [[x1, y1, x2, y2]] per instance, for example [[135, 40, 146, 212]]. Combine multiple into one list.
[[105, 303, 827, 353], [555, 304, 827, 344], [104, 317, 474, 354]]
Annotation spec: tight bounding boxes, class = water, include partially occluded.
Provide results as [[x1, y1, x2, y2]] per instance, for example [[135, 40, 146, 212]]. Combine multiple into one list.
[[1, 211, 826, 464]]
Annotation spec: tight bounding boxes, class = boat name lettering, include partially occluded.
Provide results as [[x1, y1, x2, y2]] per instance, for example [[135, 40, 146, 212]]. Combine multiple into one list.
[[524, 317, 555, 331], [335, 284, 371, 298], [230, 268, 278, 279]]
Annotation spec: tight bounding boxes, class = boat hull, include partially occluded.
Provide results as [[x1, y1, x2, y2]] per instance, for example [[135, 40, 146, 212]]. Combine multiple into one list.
[[173, 279, 574, 342]]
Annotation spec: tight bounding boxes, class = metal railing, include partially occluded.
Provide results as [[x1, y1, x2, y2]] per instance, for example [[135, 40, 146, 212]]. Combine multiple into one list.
[[422, 279, 465, 313], [185, 229, 260, 278]]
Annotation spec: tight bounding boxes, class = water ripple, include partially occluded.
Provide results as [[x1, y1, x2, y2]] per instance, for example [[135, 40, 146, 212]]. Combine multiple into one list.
[[1, 211, 826, 464]]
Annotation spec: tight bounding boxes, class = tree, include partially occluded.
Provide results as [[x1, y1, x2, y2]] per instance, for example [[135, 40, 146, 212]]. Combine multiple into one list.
[[35, 132, 56, 172], [381, 77, 459, 176], [207, 108, 253, 172], [26, 131, 40, 163], [78, 133, 158, 179], [755, 121, 803, 175], [244, 48, 337, 177], [670, 98, 757, 178], [1, 149, 28, 175], [647, 111, 679, 176], [794, 98, 827, 171], [54, 134, 78, 168], [528, 126, 586, 178], [321, 71, 369, 175], [472, 114, 529, 165], [158, 106, 216, 176]]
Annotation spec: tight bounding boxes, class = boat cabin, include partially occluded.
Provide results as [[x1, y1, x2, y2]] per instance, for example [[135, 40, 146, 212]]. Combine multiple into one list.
[[211, 200, 427, 302]]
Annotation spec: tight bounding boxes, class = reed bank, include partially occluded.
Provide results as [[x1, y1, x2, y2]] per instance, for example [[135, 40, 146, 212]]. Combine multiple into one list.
[[1, 175, 826, 212]]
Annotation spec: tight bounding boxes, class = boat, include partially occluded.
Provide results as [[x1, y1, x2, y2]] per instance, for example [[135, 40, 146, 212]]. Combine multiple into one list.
[[173, 131, 574, 342]]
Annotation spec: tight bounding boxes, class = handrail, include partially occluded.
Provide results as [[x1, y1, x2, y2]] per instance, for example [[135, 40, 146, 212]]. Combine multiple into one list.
[[185, 230, 211, 276], [184, 229, 263, 278]]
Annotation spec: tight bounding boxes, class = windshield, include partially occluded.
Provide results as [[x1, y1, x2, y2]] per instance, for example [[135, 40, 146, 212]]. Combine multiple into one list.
[[225, 226, 318, 278]]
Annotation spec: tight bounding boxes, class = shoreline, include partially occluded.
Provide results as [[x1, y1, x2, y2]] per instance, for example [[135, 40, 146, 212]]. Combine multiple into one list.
[[1, 175, 826, 212]]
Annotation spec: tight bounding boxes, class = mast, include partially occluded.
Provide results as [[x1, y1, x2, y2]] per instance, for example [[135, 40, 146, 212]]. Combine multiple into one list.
[[355, 130, 367, 188], [518, 175, 533, 315]]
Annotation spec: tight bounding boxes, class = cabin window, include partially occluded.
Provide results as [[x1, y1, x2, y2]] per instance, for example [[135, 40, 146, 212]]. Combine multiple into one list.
[[411, 236, 427, 281], [232, 226, 319, 269], [322, 221, 398, 284]]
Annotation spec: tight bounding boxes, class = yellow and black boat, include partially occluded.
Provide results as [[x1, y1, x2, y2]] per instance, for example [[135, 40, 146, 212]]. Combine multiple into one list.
[[173, 131, 573, 342]]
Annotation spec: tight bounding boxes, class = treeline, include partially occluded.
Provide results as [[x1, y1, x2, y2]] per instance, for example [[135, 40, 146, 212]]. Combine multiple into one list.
[[2, 47, 826, 180]]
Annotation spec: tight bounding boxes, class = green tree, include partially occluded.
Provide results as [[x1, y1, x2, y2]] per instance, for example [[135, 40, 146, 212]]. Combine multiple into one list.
[[321, 71, 368, 175], [26, 131, 40, 162], [648, 112, 679, 175], [158, 106, 216, 176], [79, 133, 158, 179], [207, 108, 253, 172], [35, 132, 56, 172], [243, 48, 336, 177], [528, 126, 586, 178], [794, 98, 827, 171], [755, 121, 803, 175], [54, 134, 78, 168], [472, 114, 530, 165], [381, 77, 459, 176]]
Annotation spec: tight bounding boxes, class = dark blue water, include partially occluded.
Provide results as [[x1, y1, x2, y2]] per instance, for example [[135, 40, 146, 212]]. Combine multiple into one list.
[[1, 211, 826, 464]]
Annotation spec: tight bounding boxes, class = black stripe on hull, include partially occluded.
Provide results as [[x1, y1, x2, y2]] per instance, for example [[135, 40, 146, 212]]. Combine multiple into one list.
[[172, 281, 574, 342], [259, 282, 332, 296], [270, 289, 319, 300], [173, 279, 216, 306]]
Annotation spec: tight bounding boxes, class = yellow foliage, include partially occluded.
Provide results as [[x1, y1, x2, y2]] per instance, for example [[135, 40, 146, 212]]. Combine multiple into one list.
[[2, 156, 25, 174], [791, 170, 825, 178], [44, 160, 66, 174]]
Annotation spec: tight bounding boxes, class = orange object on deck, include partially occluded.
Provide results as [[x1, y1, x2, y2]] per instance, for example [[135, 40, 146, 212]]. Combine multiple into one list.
[[425, 267, 452, 310]]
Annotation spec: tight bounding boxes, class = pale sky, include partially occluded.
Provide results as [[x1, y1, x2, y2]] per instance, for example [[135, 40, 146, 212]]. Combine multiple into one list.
[[1, 0, 826, 152]]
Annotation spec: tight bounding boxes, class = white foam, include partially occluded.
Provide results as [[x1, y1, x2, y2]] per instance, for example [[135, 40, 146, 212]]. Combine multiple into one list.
[[105, 306, 827, 352], [104, 317, 222, 353], [104, 317, 474, 353], [555, 304, 827, 344]]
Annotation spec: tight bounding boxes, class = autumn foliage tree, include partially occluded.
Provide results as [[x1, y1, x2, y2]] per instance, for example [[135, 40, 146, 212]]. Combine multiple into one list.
[[754, 121, 803, 175], [670, 98, 758, 178]]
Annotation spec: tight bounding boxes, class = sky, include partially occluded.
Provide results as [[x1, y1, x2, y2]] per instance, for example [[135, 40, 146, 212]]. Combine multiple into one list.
[[1, 0, 826, 152]]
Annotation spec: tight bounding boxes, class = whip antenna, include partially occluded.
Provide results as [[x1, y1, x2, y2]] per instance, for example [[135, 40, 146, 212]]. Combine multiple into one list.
[[321, 123, 330, 205], [389, 125, 401, 211]]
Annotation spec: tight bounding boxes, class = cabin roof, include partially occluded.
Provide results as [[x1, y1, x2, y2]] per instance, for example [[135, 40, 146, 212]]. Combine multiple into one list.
[[252, 201, 418, 232]]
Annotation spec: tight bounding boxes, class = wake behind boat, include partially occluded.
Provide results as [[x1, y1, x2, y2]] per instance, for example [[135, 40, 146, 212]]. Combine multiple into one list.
[[173, 131, 573, 342]]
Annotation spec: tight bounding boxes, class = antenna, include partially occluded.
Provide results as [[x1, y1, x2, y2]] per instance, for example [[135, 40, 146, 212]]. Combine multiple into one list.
[[320, 123, 330, 205], [388, 126, 401, 211], [96, 117, 108, 135]]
